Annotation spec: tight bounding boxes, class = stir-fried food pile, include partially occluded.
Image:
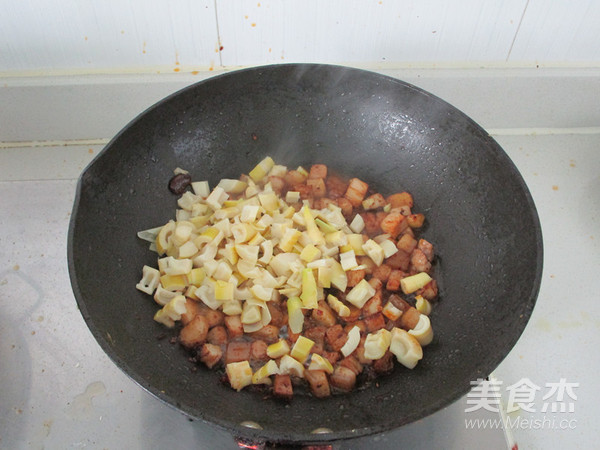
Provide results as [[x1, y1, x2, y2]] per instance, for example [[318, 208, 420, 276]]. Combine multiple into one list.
[[136, 157, 438, 399]]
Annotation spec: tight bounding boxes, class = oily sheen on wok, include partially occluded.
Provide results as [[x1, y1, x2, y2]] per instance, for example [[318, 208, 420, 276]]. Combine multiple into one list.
[[68, 64, 542, 445]]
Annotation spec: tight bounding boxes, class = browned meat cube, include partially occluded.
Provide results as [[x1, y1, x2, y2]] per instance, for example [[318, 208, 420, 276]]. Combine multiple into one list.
[[313, 197, 337, 210], [364, 313, 386, 332], [179, 315, 209, 349], [304, 326, 327, 344], [397, 234, 417, 254], [248, 324, 279, 343], [305, 370, 331, 398], [273, 374, 293, 400], [362, 193, 386, 210], [325, 324, 348, 352], [206, 325, 228, 345], [330, 366, 357, 392], [385, 249, 411, 271], [380, 212, 407, 238], [418, 279, 438, 300], [372, 351, 395, 375], [407, 213, 425, 228], [356, 256, 376, 275], [346, 269, 366, 288], [355, 337, 373, 365], [311, 301, 337, 327], [325, 175, 348, 199], [372, 264, 392, 282], [309, 164, 328, 179], [399, 307, 421, 330], [268, 176, 286, 194], [199, 343, 222, 369], [344, 320, 366, 334], [339, 304, 362, 323], [344, 178, 369, 207], [284, 170, 307, 186], [225, 340, 252, 364], [322, 350, 341, 366], [203, 309, 224, 328], [386, 192, 413, 208], [307, 178, 326, 198], [388, 294, 411, 312], [360, 212, 380, 235], [180, 300, 202, 325], [267, 302, 287, 328], [336, 197, 353, 216], [224, 315, 244, 338], [410, 248, 431, 273], [250, 340, 268, 362], [339, 356, 363, 375], [362, 293, 382, 317], [386, 269, 405, 291], [293, 183, 312, 200], [417, 238, 434, 261]]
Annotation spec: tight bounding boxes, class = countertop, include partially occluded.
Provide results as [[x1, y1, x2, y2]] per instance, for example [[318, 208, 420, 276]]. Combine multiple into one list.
[[1, 66, 599, 449]]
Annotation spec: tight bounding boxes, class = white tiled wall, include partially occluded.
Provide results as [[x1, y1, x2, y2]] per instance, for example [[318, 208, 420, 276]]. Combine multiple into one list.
[[1, 0, 599, 74]]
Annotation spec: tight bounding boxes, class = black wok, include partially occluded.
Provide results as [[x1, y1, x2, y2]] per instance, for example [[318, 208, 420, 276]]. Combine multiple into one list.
[[68, 64, 542, 446]]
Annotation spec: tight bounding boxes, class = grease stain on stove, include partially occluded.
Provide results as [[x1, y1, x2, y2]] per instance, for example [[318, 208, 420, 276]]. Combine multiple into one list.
[[66, 381, 107, 419], [534, 317, 552, 332]]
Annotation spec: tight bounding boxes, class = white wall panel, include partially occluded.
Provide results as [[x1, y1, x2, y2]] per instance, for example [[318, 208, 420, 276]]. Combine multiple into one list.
[[0, 0, 218, 72], [508, 0, 600, 63], [0, 0, 599, 74], [216, 0, 528, 66]]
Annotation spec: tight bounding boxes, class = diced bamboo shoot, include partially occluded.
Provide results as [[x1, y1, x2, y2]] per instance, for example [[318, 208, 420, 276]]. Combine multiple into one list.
[[340, 326, 361, 357], [300, 268, 318, 309], [267, 339, 291, 359], [226, 361, 253, 391], [290, 336, 315, 364], [287, 297, 304, 334], [408, 314, 434, 346], [308, 353, 334, 374], [363, 329, 392, 360], [345, 279, 376, 308], [400, 272, 432, 294], [390, 328, 423, 369]]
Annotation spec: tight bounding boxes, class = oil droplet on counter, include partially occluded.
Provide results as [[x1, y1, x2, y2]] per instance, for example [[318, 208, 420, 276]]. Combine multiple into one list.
[[13, 264, 19, 271], [43, 419, 53, 437], [88, 148, 94, 154], [66, 381, 107, 419], [552, 185, 559, 191], [534, 317, 552, 332]]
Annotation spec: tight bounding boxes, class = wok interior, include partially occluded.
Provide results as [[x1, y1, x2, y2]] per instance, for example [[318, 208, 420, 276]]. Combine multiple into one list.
[[69, 64, 541, 443]]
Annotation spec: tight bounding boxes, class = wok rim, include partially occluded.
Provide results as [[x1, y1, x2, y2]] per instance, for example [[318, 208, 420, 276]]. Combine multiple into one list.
[[67, 63, 543, 445]]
